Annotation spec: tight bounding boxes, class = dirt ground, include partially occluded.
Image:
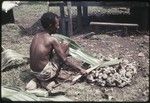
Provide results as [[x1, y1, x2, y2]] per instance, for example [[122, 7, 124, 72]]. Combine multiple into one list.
[[1, 2, 149, 102]]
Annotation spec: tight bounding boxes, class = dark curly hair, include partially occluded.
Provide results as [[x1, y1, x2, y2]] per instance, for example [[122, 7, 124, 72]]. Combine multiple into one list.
[[40, 12, 59, 31]]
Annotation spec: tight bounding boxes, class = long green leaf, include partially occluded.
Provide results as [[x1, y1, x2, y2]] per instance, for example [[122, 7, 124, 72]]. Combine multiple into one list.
[[69, 48, 100, 66], [52, 34, 100, 66], [2, 86, 72, 101], [2, 86, 37, 101]]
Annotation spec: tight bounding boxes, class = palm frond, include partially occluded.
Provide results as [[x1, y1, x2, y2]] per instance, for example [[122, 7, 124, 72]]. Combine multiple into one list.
[[2, 86, 38, 101], [52, 34, 100, 66], [2, 86, 72, 101]]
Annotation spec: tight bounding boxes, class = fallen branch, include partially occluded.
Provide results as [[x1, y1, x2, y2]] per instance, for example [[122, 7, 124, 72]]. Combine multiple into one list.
[[72, 58, 122, 84]]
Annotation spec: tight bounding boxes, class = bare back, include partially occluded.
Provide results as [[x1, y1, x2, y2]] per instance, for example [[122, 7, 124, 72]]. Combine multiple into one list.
[[30, 32, 54, 72], [30, 32, 86, 75]]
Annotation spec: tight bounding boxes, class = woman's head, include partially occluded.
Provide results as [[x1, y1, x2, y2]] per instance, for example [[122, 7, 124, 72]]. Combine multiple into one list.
[[40, 12, 59, 34]]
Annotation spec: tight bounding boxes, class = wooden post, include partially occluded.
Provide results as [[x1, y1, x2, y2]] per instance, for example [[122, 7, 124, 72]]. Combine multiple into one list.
[[77, 2, 82, 33], [82, 2, 88, 26], [67, 2, 73, 36], [60, 3, 66, 35]]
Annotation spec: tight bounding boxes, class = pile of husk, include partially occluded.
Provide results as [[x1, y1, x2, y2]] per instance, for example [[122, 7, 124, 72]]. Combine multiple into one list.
[[86, 60, 137, 87]]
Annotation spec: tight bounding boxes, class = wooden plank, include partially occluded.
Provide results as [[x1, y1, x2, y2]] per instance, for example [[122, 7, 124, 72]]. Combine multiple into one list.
[[67, 2, 73, 36], [71, 1, 103, 6], [48, 1, 65, 6], [90, 22, 139, 27]]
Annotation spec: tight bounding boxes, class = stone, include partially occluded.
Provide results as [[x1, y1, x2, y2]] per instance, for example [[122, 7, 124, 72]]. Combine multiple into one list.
[[132, 67, 137, 74], [138, 52, 145, 57], [119, 69, 126, 76], [96, 79, 106, 86], [99, 73, 103, 76], [104, 68, 111, 74], [111, 69, 116, 74], [123, 59, 129, 64], [125, 72, 132, 78], [102, 74, 108, 79], [106, 77, 116, 86], [118, 82, 126, 87], [108, 96, 114, 100], [113, 73, 120, 79], [109, 73, 113, 77], [101, 81, 106, 86], [95, 71, 99, 77], [110, 82, 116, 86], [98, 75, 102, 79], [92, 70, 96, 74], [87, 75, 95, 83]]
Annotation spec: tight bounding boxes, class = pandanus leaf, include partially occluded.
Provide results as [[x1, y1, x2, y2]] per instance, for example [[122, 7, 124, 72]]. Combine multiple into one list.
[[52, 34, 100, 66]]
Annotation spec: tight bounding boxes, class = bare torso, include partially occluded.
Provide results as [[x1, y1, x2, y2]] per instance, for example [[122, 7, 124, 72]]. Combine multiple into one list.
[[30, 32, 53, 72], [30, 32, 86, 75]]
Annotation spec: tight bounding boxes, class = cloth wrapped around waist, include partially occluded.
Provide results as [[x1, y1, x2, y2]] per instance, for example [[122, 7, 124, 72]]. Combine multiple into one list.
[[31, 61, 59, 81]]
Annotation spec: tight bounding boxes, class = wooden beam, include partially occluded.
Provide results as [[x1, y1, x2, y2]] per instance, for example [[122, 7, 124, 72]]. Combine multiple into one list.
[[90, 22, 139, 27], [82, 2, 88, 26], [48, 1, 64, 6], [67, 2, 73, 36]]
